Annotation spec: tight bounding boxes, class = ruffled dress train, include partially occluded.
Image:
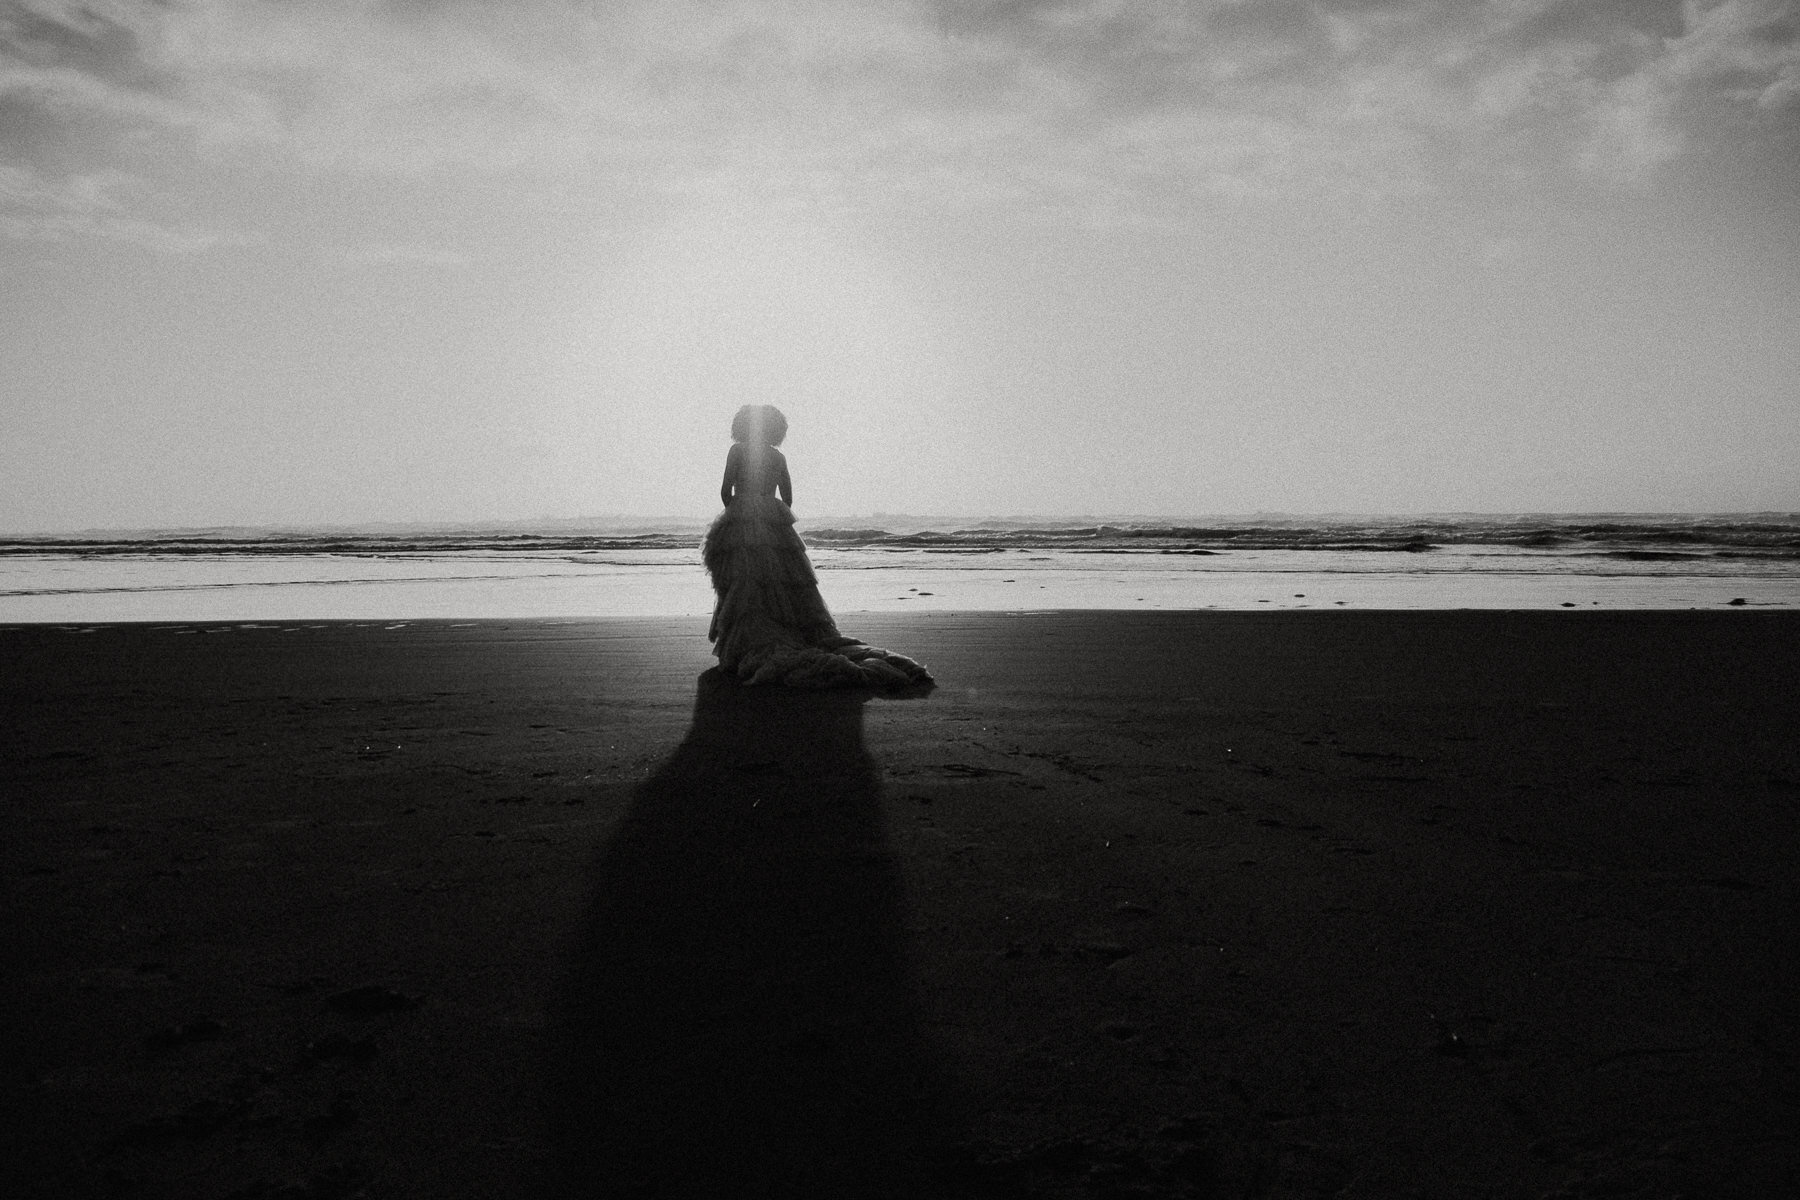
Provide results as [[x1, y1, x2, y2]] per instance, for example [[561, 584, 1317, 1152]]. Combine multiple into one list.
[[703, 494, 932, 689]]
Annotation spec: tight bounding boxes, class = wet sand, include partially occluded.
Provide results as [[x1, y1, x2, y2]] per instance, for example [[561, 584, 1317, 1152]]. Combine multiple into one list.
[[3, 612, 1798, 1198]]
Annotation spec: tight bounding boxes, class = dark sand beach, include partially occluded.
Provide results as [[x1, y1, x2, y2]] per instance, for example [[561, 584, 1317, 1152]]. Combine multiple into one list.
[[4, 612, 1798, 1198]]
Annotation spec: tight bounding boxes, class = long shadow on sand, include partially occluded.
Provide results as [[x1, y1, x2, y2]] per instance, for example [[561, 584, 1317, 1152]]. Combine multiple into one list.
[[549, 669, 949, 1198]]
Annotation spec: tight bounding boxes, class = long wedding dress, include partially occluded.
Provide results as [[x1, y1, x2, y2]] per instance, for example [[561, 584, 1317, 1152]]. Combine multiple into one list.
[[704, 490, 932, 690]]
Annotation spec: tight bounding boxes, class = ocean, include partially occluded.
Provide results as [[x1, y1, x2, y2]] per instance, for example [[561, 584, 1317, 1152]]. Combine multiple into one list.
[[3, 514, 1796, 623]]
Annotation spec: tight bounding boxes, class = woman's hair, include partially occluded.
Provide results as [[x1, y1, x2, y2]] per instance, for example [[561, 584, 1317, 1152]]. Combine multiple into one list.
[[730, 404, 788, 446]]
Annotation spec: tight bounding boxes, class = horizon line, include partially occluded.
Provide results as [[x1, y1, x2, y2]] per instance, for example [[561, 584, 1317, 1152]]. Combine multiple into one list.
[[6, 510, 1800, 540]]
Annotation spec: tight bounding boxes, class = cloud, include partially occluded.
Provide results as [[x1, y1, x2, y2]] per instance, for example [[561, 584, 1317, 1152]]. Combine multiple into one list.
[[1667, 0, 1800, 109], [2, 0, 1796, 239], [0, 155, 259, 250], [0, 158, 130, 207], [1, 204, 263, 250], [1572, 0, 1800, 178], [0, 1, 218, 146]]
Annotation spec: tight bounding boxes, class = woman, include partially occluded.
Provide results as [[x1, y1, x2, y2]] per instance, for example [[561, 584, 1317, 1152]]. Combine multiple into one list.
[[703, 405, 932, 689]]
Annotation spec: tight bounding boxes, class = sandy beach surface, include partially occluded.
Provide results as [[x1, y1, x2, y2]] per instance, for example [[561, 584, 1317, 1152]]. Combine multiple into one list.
[[4, 612, 1798, 1198]]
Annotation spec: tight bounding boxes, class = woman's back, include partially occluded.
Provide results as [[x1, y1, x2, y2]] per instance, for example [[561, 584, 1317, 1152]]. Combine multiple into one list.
[[726, 442, 789, 502]]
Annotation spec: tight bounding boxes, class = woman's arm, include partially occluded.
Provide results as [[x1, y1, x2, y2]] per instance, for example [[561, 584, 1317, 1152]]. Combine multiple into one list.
[[719, 444, 742, 508], [777, 456, 792, 507]]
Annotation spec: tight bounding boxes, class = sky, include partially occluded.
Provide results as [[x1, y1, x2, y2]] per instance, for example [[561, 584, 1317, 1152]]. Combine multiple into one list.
[[3, 0, 1797, 531]]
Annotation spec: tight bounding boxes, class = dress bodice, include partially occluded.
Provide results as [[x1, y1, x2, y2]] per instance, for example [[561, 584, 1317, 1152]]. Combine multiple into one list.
[[728, 444, 787, 501]]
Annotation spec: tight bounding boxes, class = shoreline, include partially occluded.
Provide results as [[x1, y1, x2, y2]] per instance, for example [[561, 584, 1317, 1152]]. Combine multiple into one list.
[[5, 544, 1797, 624], [5, 611, 1798, 1197]]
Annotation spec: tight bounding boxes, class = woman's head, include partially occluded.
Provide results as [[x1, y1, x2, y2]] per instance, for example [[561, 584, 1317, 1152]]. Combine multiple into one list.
[[730, 404, 788, 446]]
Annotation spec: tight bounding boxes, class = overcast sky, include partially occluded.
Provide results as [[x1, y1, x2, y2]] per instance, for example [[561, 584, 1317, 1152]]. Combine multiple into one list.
[[4, 0, 1797, 531]]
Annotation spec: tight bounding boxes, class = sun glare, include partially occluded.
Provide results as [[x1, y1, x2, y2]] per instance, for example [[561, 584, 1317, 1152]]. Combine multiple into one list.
[[568, 204, 958, 514]]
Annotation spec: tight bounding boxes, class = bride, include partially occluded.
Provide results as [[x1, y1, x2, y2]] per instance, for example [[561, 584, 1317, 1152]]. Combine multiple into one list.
[[703, 405, 933, 689]]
